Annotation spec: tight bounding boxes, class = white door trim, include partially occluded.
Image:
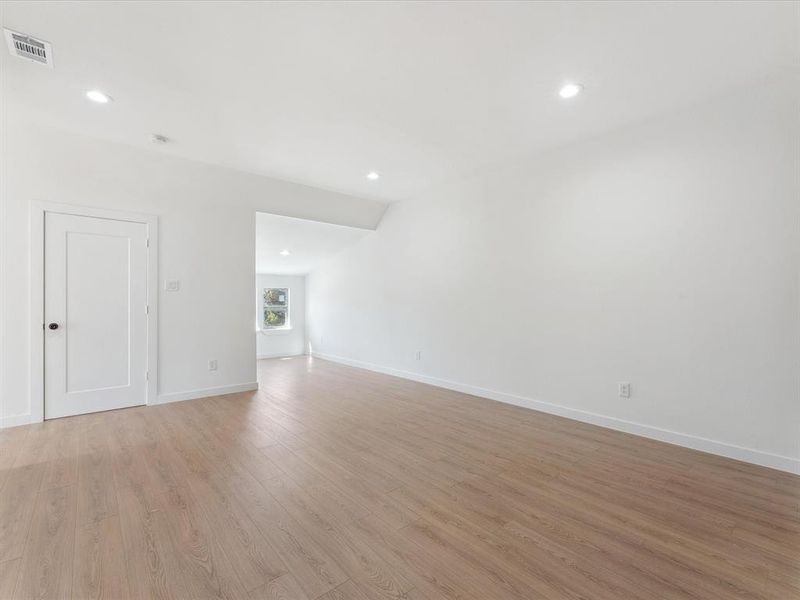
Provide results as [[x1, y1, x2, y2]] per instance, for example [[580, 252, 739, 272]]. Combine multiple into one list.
[[31, 202, 158, 423]]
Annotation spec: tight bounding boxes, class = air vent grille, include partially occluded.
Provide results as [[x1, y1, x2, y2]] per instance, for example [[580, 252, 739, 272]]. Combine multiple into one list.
[[4, 28, 53, 67]]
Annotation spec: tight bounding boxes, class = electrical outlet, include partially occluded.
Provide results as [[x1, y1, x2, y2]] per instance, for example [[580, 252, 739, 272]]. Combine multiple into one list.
[[415, 350, 422, 361], [164, 280, 180, 292], [618, 382, 631, 398], [208, 359, 217, 371]]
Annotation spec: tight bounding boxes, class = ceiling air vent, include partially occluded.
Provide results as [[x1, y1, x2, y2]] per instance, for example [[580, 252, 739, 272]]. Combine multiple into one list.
[[4, 28, 53, 68]]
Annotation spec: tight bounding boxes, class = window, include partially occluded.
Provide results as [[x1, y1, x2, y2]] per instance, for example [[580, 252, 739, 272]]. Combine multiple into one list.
[[263, 287, 289, 329]]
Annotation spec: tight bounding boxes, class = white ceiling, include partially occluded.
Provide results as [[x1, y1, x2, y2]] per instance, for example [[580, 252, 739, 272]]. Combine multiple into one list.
[[2, 2, 798, 203], [256, 212, 370, 275]]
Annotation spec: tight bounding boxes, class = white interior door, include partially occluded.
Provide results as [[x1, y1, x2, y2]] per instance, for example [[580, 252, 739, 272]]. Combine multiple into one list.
[[45, 212, 149, 419]]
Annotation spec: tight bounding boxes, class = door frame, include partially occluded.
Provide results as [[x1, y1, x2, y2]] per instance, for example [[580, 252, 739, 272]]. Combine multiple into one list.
[[31, 202, 158, 423]]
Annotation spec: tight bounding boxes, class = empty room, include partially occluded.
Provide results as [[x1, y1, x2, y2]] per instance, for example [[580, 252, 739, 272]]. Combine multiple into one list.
[[0, 1, 798, 599]]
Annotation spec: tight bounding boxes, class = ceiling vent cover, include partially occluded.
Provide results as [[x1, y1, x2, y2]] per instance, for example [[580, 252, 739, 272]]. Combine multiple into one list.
[[4, 28, 53, 67]]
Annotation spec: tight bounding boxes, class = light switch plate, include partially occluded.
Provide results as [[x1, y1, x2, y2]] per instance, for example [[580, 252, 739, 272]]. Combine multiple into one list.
[[164, 280, 180, 292]]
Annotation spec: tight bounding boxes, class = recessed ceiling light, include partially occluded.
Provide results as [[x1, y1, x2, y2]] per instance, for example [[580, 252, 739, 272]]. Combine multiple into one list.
[[86, 89, 112, 104], [279, 249, 291, 256], [366, 171, 380, 181], [558, 83, 583, 99]]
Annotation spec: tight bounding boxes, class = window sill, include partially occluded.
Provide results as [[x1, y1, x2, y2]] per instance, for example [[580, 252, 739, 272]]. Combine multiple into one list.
[[259, 327, 293, 336]]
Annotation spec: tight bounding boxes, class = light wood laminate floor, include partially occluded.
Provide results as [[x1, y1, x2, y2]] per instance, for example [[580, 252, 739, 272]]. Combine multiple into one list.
[[1, 357, 798, 599]]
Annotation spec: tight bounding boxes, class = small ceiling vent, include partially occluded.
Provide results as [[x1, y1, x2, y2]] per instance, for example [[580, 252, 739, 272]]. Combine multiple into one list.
[[4, 28, 53, 68]]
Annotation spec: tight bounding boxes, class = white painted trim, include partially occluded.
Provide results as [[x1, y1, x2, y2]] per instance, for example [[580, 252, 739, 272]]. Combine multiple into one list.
[[154, 381, 259, 405], [2, 380, 259, 426], [257, 352, 305, 360], [312, 351, 800, 475], [258, 327, 294, 337], [1, 413, 33, 428], [30, 202, 159, 423]]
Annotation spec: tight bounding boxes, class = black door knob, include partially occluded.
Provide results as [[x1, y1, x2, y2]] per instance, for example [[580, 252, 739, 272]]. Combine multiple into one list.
[[48, 323, 59, 330]]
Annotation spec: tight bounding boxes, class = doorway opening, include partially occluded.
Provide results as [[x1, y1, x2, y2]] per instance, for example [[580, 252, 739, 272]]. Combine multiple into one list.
[[254, 211, 370, 385]]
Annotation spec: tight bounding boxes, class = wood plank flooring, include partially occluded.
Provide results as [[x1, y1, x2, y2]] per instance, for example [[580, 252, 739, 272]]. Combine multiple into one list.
[[0, 356, 798, 599]]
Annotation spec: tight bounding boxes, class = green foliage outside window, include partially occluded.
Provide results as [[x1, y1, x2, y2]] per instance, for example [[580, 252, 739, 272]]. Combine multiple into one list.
[[265, 309, 287, 327], [264, 288, 287, 306], [263, 288, 289, 328]]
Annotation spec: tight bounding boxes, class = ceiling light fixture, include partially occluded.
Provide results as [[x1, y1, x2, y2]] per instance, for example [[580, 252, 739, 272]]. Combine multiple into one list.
[[279, 249, 291, 256], [86, 89, 112, 104], [558, 83, 583, 99], [366, 171, 380, 181]]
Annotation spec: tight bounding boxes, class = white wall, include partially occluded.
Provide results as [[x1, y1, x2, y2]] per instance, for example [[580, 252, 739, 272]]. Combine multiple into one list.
[[0, 119, 384, 425], [256, 274, 306, 358], [308, 81, 800, 472]]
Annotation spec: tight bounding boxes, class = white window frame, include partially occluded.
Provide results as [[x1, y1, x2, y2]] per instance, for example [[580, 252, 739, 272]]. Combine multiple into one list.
[[262, 287, 291, 331]]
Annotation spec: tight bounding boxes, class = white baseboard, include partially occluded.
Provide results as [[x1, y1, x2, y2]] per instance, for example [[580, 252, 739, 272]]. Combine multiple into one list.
[[0, 413, 33, 428], [1, 382, 260, 425], [153, 381, 259, 405], [257, 352, 304, 360], [312, 351, 800, 475]]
